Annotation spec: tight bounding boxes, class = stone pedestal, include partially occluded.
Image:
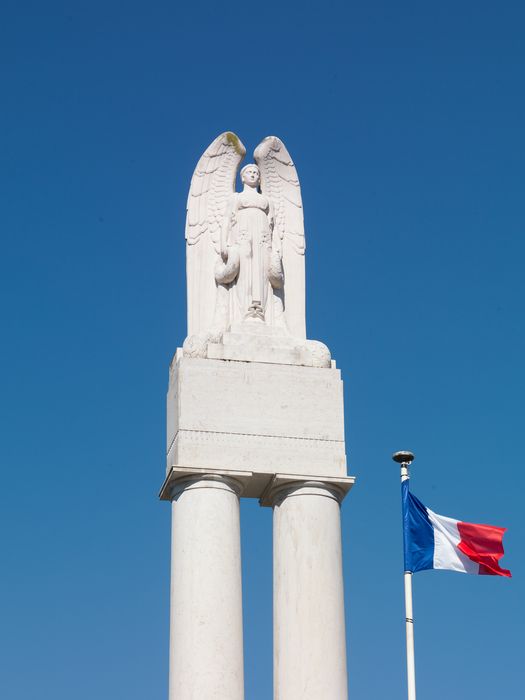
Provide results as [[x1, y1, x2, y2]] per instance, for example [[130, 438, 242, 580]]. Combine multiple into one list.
[[162, 347, 355, 699], [265, 479, 350, 700], [168, 474, 245, 700], [166, 351, 347, 487]]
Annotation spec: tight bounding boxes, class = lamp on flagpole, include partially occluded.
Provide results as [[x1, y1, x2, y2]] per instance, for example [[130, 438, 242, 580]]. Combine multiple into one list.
[[393, 450, 416, 700]]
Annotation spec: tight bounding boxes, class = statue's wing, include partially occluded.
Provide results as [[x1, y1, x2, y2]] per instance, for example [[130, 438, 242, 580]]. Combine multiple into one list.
[[254, 136, 306, 338], [185, 132, 245, 336]]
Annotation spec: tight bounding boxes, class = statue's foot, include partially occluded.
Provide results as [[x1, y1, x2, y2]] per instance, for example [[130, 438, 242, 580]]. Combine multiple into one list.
[[245, 303, 265, 322]]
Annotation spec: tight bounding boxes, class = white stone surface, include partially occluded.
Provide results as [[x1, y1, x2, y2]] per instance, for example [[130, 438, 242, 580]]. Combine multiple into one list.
[[166, 133, 355, 700], [166, 354, 347, 482], [206, 325, 331, 368], [169, 474, 245, 700], [270, 481, 349, 700]]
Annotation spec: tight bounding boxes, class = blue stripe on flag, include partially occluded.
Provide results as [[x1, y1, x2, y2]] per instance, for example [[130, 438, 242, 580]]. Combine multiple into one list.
[[402, 481, 434, 572]]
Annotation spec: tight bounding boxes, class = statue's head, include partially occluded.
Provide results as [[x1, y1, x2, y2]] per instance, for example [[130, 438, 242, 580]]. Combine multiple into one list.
[[240, 164, 260, 188]]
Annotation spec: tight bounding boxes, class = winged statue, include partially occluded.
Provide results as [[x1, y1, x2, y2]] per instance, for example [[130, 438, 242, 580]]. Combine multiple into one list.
[[183, 132, 329, 367]]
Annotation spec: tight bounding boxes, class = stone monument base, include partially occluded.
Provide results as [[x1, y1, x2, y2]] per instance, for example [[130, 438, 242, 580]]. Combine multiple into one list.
[[182, 320, 332, 368], [166, 346, 348, 493]]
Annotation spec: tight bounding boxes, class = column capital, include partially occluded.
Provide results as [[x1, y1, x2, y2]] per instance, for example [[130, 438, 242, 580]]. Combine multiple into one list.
[[159, 466, 253, 501], [260, 473, 355, 508]]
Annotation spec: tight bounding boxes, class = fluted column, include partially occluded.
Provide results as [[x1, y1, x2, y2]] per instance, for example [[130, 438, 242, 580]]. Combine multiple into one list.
[[169, 474, 244, 700], [271, 480, 349, 700]]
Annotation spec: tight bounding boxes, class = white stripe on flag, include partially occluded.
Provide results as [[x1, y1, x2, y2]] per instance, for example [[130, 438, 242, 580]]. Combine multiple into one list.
[[426, 509, 479, 574]]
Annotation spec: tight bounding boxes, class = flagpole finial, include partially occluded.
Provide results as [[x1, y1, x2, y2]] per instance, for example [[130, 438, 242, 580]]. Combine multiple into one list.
[[392, 451, 415, 464]]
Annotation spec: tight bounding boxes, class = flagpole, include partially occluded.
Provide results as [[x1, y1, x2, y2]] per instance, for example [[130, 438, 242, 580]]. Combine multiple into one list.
[[393, 450, 416, 700]]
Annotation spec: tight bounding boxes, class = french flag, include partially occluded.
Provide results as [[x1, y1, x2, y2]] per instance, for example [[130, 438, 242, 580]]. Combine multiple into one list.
[[402, 481, 511, 577]]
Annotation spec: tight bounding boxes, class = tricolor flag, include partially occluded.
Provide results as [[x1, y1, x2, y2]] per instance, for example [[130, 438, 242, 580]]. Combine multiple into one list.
[[402, 481, 511, 577]]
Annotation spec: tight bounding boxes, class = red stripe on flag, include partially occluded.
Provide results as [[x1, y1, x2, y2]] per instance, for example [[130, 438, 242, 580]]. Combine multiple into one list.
[[457, 521, 511, 577]]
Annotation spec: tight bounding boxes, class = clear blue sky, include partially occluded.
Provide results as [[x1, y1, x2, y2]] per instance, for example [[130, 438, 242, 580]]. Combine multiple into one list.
[[1, 1, 523, 698]]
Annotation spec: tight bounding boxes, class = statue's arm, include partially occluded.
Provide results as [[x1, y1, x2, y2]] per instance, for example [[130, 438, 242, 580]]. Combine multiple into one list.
[[268, 199, 284, 289], [216, 194, 240, 286], [269, 200, 281, 256], [219, 194, 237, 261]]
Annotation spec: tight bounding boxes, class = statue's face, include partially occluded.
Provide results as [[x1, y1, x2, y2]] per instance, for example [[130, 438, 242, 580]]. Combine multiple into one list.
[[241, 165, 260, 188]]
